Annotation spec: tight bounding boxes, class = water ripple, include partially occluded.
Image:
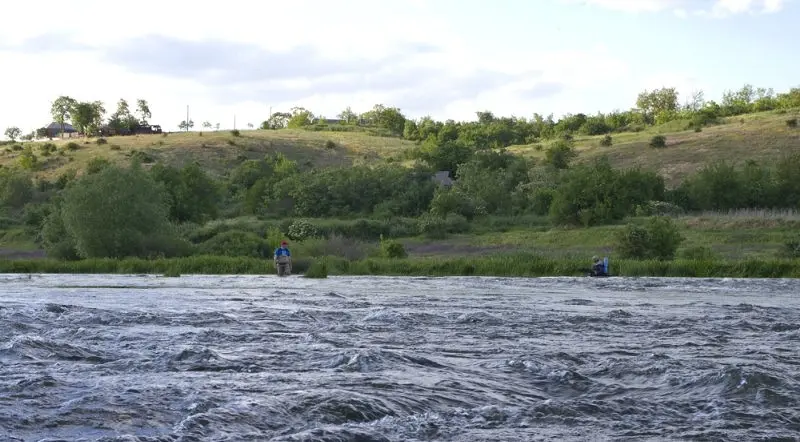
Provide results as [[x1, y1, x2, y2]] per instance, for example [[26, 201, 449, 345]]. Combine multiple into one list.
[[1, 274, 799, 440]]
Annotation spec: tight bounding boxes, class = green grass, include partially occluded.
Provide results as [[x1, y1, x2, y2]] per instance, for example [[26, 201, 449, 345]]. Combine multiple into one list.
[[1, 253, 798, 278], [0, 128, 418, 180], [508, 109, 800, 186]]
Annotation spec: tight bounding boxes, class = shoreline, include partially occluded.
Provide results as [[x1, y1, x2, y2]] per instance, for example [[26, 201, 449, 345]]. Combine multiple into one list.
[[1, 254, 798, 278]]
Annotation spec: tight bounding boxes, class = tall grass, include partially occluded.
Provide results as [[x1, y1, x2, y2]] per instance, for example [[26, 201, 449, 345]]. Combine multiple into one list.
[[3, 253, 797, 278]]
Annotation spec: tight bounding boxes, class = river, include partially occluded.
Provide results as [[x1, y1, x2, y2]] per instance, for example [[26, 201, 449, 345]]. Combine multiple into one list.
[[1, 274, 799, 441]]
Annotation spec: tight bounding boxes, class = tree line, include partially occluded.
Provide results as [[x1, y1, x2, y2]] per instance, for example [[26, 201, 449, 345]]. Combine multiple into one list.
[[259, 84, 800, 148]]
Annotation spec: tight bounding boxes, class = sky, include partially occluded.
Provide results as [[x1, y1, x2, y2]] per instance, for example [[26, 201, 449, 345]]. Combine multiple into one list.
[[0, 0, 797, 137]]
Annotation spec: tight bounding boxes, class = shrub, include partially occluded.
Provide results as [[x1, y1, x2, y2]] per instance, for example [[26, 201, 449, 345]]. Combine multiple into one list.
[[230, 129, 241, 137], [634, 201, 685, 217], [615, 216, 684, 260], [287, 219, 322, 241], [86, 157, 111, 174], [379, 235, 407, 259], [779, 238, 800, 258], [96, 137, 108, 145], [325, 140, 336, 149], [66, 142, 80, 151], [787, 118, 798, 128], [17, 148, 38, 170], [545, 140, 576, 169], [649, 135, 666, 148], [110, 144, 121, 150], [197, 230, 268, 258], [599, 134, 613, 147], [11, 144, 23, 151]]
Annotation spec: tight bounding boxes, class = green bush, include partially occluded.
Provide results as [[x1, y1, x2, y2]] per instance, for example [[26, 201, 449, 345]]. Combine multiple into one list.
[[96, 137, 108, 145], [418, 213, 469, 239], [599, 134, 613, 147], [230, 129, 241, 137], [197, 230, 269, 258], [17, 148, 38, 170], [304, 259, 329, 278], [379, 236, 407, 258], [325, 140, 336, 149], [649, 135, 666, 148], [787, 118, 798, 128], [615, 216, 684, 260], [634, 201, 685, 217], [66, 142, 80, 151], [780, 238, 800, 258]]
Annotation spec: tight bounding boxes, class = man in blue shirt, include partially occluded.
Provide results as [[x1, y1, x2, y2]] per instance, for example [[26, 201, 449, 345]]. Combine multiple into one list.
[[274, 240, 292, 275]]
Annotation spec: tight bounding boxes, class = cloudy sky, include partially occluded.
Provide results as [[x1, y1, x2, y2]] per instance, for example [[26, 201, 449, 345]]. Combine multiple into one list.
[[0, 0, 796, 136]]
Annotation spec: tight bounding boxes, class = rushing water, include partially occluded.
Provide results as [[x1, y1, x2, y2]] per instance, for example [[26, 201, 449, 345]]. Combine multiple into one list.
[[1, 274, 799, 441]]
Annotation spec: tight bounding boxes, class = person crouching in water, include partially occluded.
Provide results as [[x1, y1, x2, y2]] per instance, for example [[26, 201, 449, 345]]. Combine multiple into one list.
[[274, 240, 292, 275]]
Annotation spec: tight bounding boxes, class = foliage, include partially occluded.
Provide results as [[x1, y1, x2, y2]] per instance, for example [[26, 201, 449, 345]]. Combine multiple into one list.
[[196, 230, 269, 258], [599, 134, 613, 147], [615, 216, 684, 260], [52, 162, 185, 259], [4, 127, 21, 141], [649, 135, 666, 148], [286, 219, 322, 241], [150, 162, 221, 223], [544, 140, 576, 169], [17, 148, 38, 170], [303, 259, 329, 278], [379, 235, 407, 259], [549, 157, 665, 226], [0, 167, 34, 209]]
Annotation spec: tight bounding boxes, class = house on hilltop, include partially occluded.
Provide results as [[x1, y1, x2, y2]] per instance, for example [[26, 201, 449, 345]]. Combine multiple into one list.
[[45, 122, 77, 138]]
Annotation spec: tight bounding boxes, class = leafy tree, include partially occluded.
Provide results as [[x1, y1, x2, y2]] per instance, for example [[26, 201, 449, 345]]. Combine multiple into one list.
[[108, 99, 138, 133], [4, 127, 21, 141], [261, 112, 291, 129], [71, 101, 105, 135], [337, 106, 359, 124], [0, 167, 33, 209], [202, 121, 213, 130], [50, 96, 77, 137], [136, 99, 152, 125], [150, 162, 221, 223], [545, 140, 576, 169], [287, 107, 314, 128], [636, 88, 679, 123], [54, 162, 182, 258], [178, 120, 195, 131]]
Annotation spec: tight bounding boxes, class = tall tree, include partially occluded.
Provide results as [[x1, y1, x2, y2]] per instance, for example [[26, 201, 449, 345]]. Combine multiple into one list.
[[136, 99, 152, 125], [71, 101, 106, 136], [50, 96, 77, 137], [4, 127, 21, 141]]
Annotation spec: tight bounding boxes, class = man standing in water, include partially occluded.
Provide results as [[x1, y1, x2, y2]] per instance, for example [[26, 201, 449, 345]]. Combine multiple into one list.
[[274, 240, 292, 276]]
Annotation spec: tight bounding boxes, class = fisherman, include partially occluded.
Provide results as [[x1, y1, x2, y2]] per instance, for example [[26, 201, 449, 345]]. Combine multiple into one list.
[[274, 240, 292, 275], [591, 255, 607, 277]]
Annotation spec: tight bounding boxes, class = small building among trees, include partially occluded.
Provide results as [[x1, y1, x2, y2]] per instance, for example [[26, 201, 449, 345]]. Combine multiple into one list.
[[44, 122, 78, 138]]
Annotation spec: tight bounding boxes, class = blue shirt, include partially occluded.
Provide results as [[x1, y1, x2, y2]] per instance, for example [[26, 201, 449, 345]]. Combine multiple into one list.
[[274, 247, 291, 257]]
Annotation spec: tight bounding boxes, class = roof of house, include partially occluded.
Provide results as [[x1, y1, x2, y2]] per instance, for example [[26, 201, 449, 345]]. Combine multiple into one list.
[[432, 170, 454, 186], [46, 122, 76, 131]]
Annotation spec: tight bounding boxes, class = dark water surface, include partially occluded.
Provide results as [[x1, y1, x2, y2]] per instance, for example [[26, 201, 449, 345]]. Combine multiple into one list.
[[1, 274, 799, 441]]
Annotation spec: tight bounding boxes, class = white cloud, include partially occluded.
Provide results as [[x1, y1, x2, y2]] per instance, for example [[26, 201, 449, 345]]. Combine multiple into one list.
[[573, 0, 788, 15], [0, 0, 645, 137]]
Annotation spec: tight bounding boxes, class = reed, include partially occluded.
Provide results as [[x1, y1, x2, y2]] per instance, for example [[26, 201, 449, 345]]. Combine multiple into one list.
[[3, 253, 797, 278]]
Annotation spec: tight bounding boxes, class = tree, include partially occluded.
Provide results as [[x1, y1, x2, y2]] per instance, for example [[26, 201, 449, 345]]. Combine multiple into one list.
[[247, 122, 254, 129], [136, 99, 152, 125], [178, 120, 195, 131], [287, 107, 314, 128], [215, 123, 220, 130], [262, 112, 291, 129], [71, 101, 105, 136], [4, 127, 21, 141], [202, 121, 213, 131], [636, 88, 679, 123], [50, 95, 77, 138], [108, 99, 138, 133], [337, 106, 359, 124], [55, 162, 180, 258]]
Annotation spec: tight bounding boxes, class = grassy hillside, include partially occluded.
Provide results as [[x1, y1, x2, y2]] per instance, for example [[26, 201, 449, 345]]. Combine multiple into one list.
[[509, 109, 800, 185], [1, 108, 798, 184], [0, 128, 418, 180]]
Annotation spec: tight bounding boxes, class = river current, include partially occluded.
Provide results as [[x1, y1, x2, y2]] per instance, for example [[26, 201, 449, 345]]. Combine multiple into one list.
[[1, 274, 799, 441]]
